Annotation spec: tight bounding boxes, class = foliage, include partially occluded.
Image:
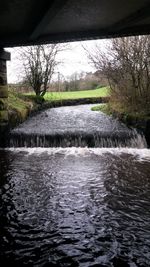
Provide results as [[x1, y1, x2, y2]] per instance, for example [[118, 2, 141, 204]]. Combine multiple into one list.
[[85, 36, 150, 115], [19, 44, 68, 96], [92, 103, 150, 123], [63, 72, 101, 91], [91, 104, 111, 114], [47, 71, 105, 92]]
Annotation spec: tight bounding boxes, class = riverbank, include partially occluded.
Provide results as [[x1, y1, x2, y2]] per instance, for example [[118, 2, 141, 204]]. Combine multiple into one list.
[[8, 87, 109, 129], [92, 104, 150, 147]]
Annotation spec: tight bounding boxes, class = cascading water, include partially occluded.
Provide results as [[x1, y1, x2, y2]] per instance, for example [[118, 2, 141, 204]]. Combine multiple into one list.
[[9, 105, 147, 148], [1, 104, 150, 267], [9, 129, 147, 148]]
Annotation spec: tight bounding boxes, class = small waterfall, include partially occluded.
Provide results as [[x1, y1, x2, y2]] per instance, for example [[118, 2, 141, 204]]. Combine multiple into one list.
[[7, 105, 148, 149], [9, 129, 147, 148]]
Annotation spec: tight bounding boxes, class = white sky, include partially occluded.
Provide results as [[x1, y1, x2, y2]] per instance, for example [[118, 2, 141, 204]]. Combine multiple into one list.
[[6, 39, 107, 83]]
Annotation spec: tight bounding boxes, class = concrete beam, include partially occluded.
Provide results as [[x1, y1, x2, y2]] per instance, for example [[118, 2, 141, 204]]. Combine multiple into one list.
[[108, 2, 150, 32], [30, 0, 68, 40]]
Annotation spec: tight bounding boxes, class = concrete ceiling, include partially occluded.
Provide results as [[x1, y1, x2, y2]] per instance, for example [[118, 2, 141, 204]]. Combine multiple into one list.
[[1, 0, 150, 47]]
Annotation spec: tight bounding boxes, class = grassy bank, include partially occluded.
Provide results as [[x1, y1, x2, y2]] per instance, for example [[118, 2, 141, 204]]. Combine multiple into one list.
[[8, 89, 38, 128], [91, 103, 150, 146], [8, 87, 109, 128], [92, 103, 150, 121], [91, 104, 112, 115]]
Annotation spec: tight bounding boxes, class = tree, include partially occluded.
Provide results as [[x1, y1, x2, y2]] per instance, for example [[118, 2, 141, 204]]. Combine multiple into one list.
[[84, 36, 150, 113], [19, 44, 68, 97]]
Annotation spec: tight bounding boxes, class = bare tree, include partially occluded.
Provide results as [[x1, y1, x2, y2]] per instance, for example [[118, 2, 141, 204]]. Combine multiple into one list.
[[84, 36, 150, 112], [19, 44, 68, 97]]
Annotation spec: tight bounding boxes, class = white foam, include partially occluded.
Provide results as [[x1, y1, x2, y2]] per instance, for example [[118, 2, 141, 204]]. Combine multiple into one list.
[[1, 147, 150, 161]]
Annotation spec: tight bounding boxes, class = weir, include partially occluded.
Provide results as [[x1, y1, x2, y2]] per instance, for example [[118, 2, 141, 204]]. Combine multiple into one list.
[[9, 129, 147, 148], [8, 105, 147, 149]]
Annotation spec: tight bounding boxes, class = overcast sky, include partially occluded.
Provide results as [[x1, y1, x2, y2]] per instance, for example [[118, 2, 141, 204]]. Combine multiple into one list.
[[6, 39, 107, 83]]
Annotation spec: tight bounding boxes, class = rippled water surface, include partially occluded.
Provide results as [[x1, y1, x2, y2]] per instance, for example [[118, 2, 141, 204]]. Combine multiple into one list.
[[0, 148, 150, 267], [10, 105, 147, 148], [11, 105, 129, 135]]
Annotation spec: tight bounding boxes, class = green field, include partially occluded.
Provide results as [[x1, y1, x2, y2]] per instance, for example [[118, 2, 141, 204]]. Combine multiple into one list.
[[8, 87, 109, 127], [44, 87, 109, 101]]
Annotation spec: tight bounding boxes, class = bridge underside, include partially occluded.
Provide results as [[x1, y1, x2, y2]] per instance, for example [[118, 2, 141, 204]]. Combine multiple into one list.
[[1, 0, 150, 47]]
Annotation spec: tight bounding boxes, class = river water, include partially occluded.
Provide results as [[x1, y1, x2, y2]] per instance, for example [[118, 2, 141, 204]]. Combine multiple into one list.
[[9, 105, 147, 148], [0, 105, 150, 267]]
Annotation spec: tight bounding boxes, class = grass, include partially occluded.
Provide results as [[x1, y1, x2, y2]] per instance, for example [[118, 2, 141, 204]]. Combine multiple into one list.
[[91, 104, 112, 115], [8, 87, 109, 115], [8, 89, 37, 127], [8, 90, 32, 114], [91, 102, 150, 123], [25, 87, 109, 101], [8, 86, 109, 128]]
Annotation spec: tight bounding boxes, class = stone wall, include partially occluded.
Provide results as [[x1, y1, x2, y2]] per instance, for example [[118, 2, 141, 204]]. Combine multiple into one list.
[[0, 49, 10, 147]]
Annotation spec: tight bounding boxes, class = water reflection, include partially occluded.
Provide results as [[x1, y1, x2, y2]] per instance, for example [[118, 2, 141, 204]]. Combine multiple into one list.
[[0, 148, 150, 266]]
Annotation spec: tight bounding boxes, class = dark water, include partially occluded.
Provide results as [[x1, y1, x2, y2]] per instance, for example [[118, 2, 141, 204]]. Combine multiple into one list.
[[0, 147, 150, 267], [9, 105, 147, 148]]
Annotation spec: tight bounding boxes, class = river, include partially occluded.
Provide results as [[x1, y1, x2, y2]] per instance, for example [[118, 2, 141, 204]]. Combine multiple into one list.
[[0, 105, 150, 267], [9, 105, 147, 148]]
